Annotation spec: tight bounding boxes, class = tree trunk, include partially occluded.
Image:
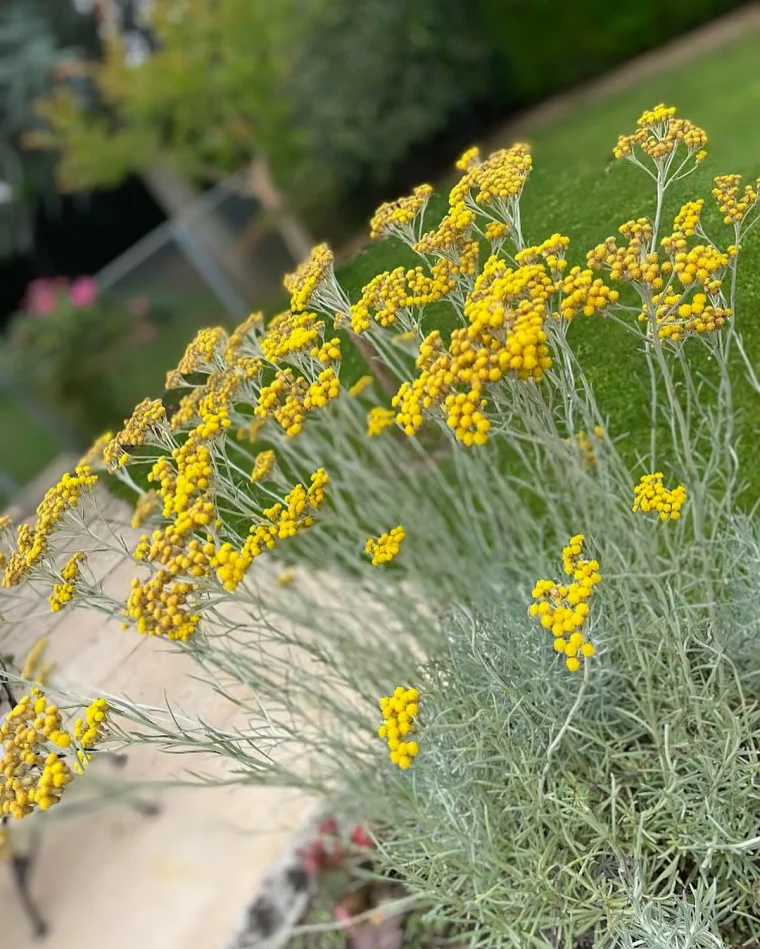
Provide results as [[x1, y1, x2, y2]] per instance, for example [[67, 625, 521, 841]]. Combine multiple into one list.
[[142, 163, 258, 299]]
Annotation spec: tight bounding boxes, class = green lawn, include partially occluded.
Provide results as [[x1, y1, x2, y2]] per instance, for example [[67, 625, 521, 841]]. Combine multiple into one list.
[[336, 30, 760, 496]]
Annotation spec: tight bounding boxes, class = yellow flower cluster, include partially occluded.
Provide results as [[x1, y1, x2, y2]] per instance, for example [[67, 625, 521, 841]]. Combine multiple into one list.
[[284, 244, 335, 312], [161, 433, 213, 518], [367, 407, 396, 437], [516, 233, 570, 274], [348, 375, 374, 397], [104, 399, 167, 469], [304, 368, 341, 410], [557, 266, 620, 320], [251, 449, 276, 483], [78, 430, 113, 471], [73, 698, 109, 750], [673, 200, 704, 237], [195, 369, 242, 437], [451, 142, 532, 208], [350, 265, 455, 334], [254, 369, 308, 436], [588, 220, 664, 289], [613, 104, 707, 163], [176, 327, 229, 376], [369, 184, 433, 241], [632, 473, 686, 520], [312, 337, 341, 364], [646, 291, 730, 342], [455, 146, 480, 171], [226, 311, 264, 363], [134, 497, 214, 569], [263, 468, 329, 540], [2, 467, 97, 587], [570, 426, 605, 469], [712, 174, 760, 226], [377, 687, 420, 769], [49, 551, 85, 612], [132, 489, 160, 528], [390, 257, 565, 444], [20, 637, 53, 685], [529, 535, 600, 672], [126, 571, 200, 641], [1, 688, 105, 819], [414, 206, 476, 260], [365, 526, 405, 566], [261, 311, 323, 362], [72, 698, 109, 772], [672, 244, 728, 294], [485, 220, 509, 243], [170, 388, 203, 431]]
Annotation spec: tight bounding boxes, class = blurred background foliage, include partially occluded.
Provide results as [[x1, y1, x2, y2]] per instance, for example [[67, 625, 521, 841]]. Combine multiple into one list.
[[0, 0, 753, 505], [31, 0, 749, 234], [0, 0, 98, 258], [477, 0, 746, 102], [34, 0, 314, 193]]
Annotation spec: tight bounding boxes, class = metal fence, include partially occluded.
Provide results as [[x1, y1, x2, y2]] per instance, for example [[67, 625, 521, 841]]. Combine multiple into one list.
[[0, 168, 300, 505]]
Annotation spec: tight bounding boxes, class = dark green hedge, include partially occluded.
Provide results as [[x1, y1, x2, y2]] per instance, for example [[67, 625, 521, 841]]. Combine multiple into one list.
[[474, 0, 749, 105]]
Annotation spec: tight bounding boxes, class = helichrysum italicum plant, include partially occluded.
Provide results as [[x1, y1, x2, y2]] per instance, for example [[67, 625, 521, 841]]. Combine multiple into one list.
[[4, 104, 760, 947]]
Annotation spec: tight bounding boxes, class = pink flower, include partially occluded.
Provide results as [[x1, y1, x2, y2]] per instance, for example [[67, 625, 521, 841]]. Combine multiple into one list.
[[23, 278, 62, 316], [69, 276, 98, 308]]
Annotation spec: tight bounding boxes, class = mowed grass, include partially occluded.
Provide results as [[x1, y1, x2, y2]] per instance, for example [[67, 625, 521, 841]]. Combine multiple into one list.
[[336, 30, 760, 497]]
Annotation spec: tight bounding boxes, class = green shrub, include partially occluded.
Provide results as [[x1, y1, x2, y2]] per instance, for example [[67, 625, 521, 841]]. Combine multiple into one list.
[[0, 279, 166, 440], [289, 0, 494, 199], [475, 0, 748, 104]]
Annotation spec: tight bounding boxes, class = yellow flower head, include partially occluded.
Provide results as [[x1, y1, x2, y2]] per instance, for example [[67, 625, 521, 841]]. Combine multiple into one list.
[[365, 526, 405, 566], [20, 637, 52, 684], [77, 430, 113, 471], [2, 467, 97, 588], [284, 244, 335, 313], [378, 686, 420, 769], [176, 327, 229, 376], [712, 174, 760, 227], [251, 450, 276, 484], [49, 551, 86, 613], [370, 185, 433, 242], [613, 104, 707, 166], [131, 489, 160, 529], [366, 407, 396, 438], [0, 688, 107, 819], [348, 375, 374, 397], [632, 473, 686, 521], [529, 535, 600, 671]]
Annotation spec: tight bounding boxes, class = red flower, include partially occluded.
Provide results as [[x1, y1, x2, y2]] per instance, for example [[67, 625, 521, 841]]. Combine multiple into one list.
[[317, 816, 339, 837], [350, 824, 374, 848]]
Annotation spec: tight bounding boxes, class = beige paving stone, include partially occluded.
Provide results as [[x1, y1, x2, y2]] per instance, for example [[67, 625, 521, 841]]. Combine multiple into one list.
[[1, 492, 314, 949]]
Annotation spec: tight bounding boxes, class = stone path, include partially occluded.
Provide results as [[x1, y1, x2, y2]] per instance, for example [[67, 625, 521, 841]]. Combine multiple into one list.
[[1, 474, 312, 948]]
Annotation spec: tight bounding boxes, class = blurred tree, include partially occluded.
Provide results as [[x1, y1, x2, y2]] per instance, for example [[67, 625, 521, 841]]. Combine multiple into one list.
[[35, 0, 315, 193], [0, 0, 98, 259]]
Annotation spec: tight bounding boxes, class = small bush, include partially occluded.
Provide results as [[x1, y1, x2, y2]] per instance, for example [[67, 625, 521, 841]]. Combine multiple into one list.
[[3, 106, 760, 947]]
